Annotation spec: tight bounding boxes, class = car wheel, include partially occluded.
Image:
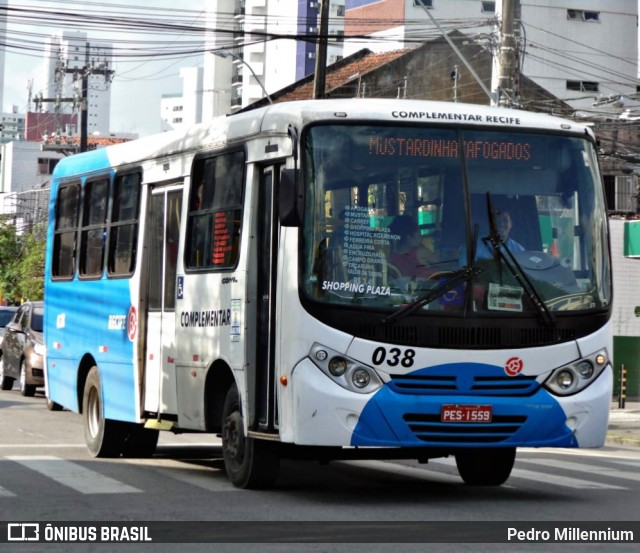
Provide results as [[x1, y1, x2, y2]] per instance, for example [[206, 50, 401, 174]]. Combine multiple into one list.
[[0, 355, 15, 390], [19, 360, 36, 397]]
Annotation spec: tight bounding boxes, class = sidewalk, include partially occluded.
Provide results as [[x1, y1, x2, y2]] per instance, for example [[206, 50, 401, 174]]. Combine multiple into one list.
[[607, 401, 640, 447]]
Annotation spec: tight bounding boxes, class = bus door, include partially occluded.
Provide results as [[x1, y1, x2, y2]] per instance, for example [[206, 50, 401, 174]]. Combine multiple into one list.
[[253, 166, 280, 431], [143, 184, 182, 415]]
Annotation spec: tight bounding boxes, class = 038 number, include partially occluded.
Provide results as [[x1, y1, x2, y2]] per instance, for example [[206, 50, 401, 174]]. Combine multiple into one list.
[[371, 347, 415, 368]]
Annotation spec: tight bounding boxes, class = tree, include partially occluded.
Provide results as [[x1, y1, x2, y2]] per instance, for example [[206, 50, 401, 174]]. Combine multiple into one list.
[[0, 222, 21, 304], [0, 222, 45, 303], [17, 231, 45, 301]]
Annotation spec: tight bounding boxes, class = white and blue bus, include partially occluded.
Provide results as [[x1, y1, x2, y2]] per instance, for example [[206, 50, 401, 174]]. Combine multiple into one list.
[[44, 99, 612, 488]]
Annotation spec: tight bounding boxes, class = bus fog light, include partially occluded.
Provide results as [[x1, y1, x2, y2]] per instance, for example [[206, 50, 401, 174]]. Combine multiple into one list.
[[352, 368, 371, 388], [328, 357, 348, 377], [576, 360, 594, 379], [556, 370, 574, 390]]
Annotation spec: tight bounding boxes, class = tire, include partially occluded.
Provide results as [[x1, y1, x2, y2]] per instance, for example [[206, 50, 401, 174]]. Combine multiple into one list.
[[121, 424, 159, 458], [0, 355, 14, 390], [82, 366, 127, 457], [19, 361, 36, 397], [221, 383, 279, 489], [46, 398, 63, 411], [455, 447, 516, 486]]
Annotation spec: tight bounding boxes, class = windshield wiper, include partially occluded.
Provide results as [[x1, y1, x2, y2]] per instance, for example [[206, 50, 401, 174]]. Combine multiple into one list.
[[382, 264, 483, 324], [484, 192, 555, 328]]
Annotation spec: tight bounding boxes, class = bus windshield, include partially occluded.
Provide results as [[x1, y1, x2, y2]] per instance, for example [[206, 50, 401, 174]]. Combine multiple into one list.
[[302, 124, 611, 316]]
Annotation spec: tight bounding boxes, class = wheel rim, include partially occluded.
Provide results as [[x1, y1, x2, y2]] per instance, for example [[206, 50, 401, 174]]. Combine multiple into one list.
[[19, 363, 26, 391], [87, 386, 101, 438], [223, 410, 245, 464]]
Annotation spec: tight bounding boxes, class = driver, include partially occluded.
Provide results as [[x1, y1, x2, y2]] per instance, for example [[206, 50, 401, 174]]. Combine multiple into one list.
[[477, 211, 524, 259], [460, 211, 525, 263]]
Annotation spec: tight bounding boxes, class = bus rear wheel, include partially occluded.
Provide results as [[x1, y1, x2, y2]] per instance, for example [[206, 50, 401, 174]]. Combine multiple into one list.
[[455, 447, 516, 486], [83, 367, 127, 457], [221, 384, 279, 489]]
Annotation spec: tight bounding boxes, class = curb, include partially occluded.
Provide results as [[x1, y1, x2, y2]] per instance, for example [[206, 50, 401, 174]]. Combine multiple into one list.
[[605, 434, 640, 447]]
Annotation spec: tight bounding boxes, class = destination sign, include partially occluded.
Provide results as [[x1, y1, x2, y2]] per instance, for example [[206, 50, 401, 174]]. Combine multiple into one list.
[[369, 137, 532, 161]]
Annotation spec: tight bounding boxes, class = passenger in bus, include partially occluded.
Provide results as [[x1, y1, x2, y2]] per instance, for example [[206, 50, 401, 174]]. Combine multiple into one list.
[[389, 214, 438, 278]]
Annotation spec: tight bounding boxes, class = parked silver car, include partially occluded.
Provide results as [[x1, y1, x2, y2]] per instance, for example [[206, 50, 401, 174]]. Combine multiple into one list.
[[0, 306, 18, 340], [0, 301, 45, 396]]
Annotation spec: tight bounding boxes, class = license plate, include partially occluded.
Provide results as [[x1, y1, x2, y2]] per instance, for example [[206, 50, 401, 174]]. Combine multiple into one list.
[[440, 404, 492, 423]]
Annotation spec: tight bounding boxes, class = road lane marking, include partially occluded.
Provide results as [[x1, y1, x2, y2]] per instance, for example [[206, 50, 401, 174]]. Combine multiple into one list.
[[6, 455, 141, 494], [0, 485, 16, 498], [427, 457, 625, 490], [520, 458, 640, 483], [123, 458, 239, 493]]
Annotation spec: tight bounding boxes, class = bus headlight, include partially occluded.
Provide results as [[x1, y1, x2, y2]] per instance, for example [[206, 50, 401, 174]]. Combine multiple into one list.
[[328, 357, 348, 377], [544, 349, 608, 396], [309, 343, 382, 394]]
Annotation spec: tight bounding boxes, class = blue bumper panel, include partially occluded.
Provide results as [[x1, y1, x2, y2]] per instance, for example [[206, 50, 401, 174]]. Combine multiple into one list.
[[352, 363, 577, 448]]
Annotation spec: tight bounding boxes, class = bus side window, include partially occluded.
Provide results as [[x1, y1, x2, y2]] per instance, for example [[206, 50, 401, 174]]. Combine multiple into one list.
[[186, 150, 245, 270], [107, 172, 142, 276], [52, 182, 81, 279], [79, 178, 109, 278]]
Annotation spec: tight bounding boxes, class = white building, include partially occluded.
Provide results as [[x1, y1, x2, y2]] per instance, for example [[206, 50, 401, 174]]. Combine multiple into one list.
[[343, 0, 638, 114], [0, 141, 62, 229], [161, 67, 204, 132], [0, 0, 6, 113], [202, 0, 345, 117], [0, 107, 25, 142], [41, 31, 113, 135]]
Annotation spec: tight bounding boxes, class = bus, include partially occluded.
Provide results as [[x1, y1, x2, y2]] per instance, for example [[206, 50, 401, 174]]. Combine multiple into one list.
[[43, 99, 613, 488]]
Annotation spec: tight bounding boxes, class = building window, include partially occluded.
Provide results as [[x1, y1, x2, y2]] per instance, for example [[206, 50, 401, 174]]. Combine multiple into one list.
[[567, 80, 599, 92], [567, 10, 600, 22], [414, 0, 434, 7], [481, 1, 495, 13], [336, 5, 345, 17], [37, 158, 59, 175]]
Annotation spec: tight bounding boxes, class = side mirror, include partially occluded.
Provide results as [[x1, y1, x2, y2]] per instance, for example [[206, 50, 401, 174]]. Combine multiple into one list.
[[5, 322, 22, 334], [279, 168, 303, 227]]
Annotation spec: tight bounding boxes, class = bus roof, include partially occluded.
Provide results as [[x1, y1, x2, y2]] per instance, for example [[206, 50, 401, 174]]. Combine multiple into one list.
[[52, 99, 592, 180]]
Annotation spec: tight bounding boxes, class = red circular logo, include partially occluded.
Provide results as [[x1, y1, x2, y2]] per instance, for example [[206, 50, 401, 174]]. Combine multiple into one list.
[[127, 306, 137, 342], [504, 356, 523, 376]]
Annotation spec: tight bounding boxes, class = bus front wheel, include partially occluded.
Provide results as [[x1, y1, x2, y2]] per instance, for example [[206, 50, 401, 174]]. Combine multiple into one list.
[[455, 447, 516, 486], [221, 384, 279, 489], [83, 367, 127, 457]]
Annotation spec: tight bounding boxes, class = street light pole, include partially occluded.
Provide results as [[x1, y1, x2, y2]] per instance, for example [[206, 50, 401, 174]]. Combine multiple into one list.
[[213, 50, 273, 105]]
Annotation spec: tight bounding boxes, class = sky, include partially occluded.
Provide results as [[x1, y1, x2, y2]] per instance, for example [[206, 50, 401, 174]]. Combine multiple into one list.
[[2, 0, 209, 137]]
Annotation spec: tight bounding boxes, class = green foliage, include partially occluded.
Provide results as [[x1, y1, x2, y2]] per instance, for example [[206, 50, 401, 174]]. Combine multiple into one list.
[[0, 223, 45, 303]]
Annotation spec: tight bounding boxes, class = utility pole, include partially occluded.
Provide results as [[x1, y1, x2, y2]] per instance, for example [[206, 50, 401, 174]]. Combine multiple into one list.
[[494, 0, 521, 107], [313, 0, 330, 99], [38, 43, 114, 154]]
